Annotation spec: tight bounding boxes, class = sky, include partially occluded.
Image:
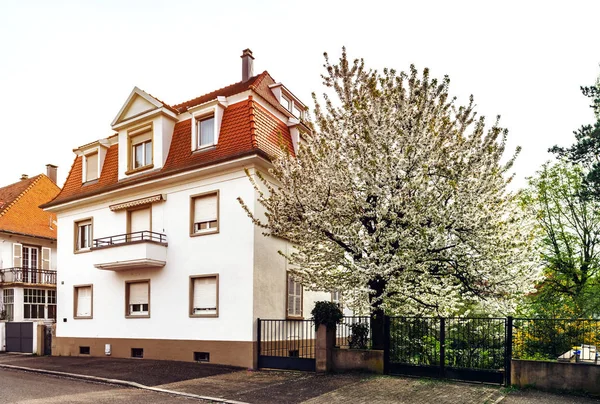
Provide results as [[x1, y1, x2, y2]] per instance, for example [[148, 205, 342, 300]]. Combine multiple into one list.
[[0, 0, 598, 190]]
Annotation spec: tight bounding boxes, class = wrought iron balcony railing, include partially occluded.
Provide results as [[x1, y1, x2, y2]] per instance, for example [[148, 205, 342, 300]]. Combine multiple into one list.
[[92, 231, 168, 249], [0, 267, 57, 285]]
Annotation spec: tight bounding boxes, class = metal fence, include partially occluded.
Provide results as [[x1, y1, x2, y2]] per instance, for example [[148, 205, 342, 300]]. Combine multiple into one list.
[[513, 318, 600, 363], [336, 316, 371, 349], [258, 319, 316, 359]]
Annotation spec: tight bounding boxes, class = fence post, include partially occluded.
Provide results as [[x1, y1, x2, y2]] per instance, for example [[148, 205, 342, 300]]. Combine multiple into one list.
[[383, 315, 390, 375], [505, 316, 513, 386], [440, 317, 446, 379], [256, 318, 261, 370]]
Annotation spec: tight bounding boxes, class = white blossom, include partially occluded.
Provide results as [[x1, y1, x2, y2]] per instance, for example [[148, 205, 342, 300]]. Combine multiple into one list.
[[240, 49, 541, 317]]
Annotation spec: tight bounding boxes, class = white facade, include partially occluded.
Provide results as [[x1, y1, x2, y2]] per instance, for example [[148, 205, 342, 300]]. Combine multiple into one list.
[[0, 232, 57, 324]]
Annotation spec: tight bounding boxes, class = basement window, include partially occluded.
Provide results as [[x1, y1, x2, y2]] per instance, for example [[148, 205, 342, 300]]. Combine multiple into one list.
[[289, 349, 300, 358], [131, 348, 144, 358], [194, 352, 210, 362], [79, 346, 90, 355]]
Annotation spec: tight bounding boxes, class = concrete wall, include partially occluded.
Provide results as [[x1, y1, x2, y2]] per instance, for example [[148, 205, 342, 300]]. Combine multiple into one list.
[[512, 359, 600, 395], [332, 348, 384, 374]]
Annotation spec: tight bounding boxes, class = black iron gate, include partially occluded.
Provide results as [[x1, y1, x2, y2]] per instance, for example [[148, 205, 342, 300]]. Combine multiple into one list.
[[6, 322, 33, 353], [257, 318, 316, 371], [385, 317, 512, 385]]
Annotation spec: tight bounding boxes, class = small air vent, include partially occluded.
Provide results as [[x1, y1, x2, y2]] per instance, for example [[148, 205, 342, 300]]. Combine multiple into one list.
[[131, 348, 144, 358], [194, 352, 210, 362], [289, 349, 300, 358], [79, 346, 90, 355]]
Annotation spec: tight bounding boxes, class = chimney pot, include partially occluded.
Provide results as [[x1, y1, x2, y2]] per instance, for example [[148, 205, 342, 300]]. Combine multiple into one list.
[[20, 174, 29, 180], [46, 164, 58, 184], [241, 49, 254, 82]]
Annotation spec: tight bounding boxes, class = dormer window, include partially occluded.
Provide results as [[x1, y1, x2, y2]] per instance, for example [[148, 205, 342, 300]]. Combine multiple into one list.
[[293, 105, 303, 120], [127, 124, 153, 173], [280, 95, 291, 111], [84, 152, 99, 182], [197, 116, 215, 149]]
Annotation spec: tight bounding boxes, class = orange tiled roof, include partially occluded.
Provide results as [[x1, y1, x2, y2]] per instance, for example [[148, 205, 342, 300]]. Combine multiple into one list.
[[0, 174, 60, 239], [46, 77, 296, 208]]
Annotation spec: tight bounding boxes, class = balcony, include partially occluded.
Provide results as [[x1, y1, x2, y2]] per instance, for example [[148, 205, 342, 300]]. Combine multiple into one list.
[[91, 231, 168, 271], [0, 268, 57, 286]]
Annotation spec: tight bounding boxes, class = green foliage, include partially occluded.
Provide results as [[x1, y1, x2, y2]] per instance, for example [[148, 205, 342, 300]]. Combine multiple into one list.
[[348, 322, 370, 349], [520, 161, 600, 317], [311, 301, 343, 330], [550, 70, 600, 199]]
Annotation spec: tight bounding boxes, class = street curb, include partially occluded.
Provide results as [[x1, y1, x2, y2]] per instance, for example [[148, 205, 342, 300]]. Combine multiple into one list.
[[0, 363, 250, 404]]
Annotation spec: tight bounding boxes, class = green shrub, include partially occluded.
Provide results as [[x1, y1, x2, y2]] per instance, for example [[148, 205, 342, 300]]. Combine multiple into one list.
[[311, 301, 343, 330], [348, 322, 370, 349]]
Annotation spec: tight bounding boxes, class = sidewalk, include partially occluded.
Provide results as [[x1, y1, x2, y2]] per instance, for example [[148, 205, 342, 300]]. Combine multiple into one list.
[[0, 354, 598, 403]]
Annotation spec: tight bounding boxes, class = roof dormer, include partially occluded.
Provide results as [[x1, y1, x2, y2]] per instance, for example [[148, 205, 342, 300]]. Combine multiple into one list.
[[188, 96, 228, 153], [111, 87, 178, 180], [269, 83, 307, 120], [74, 140, 110, 184]]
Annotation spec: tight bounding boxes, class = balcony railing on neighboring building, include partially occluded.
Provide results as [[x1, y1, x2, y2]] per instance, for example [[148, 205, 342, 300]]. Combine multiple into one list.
[[0, 267, 57, 285], [92, 231, 168, 249]]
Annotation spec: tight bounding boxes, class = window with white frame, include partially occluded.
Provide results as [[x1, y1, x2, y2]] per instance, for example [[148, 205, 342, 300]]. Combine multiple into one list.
[[129, 128, 153, 171], [24, 288, 46, 319], [85, 152, 99, 182], [2, 289, 14, 321], [75, 219, 92, 251], [190, 275, 218, 316], [287, 275, 303, 318], [126, 281, 150, 317], [196, 116, 215, 149], [331, 290, 342, 308], [47, 289, 57, 320], [74, 285, 92, 318], [280, 94, 292, 111], [191, 192, 218, 235]]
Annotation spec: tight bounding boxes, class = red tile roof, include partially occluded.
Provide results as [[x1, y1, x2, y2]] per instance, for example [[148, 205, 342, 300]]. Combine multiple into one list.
[[45, 78, 297, 208], [0, 174, 60, 239]]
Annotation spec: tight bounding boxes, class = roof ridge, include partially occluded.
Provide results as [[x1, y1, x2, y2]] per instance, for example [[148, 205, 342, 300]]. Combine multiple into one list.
[[0, 174, 43, 219], [172, 72, 266, 112], [248, 71, 270, 90]]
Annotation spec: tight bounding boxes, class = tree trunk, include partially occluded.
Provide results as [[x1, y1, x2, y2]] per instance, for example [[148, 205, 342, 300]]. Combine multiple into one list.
[[368, 277, 386, 350]]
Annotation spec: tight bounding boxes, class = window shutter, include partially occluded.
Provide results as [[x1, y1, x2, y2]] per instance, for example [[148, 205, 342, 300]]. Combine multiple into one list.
[[77, 287, 92, 317], [12, 243, 22, 268], [295, 282, 302, 317], [41, 247, 51, 270], [131, 130, 152, 145], [193, 277, 217, 314], [129, 282, 148, 305], [130, 208, 151, 234], [194, 194, 217, 223], [86, 153, 99, 182]]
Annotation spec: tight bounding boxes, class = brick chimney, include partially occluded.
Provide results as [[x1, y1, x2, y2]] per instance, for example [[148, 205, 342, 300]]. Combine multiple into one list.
[[46, 164, 58, 184], [241, 49, 254, 82]]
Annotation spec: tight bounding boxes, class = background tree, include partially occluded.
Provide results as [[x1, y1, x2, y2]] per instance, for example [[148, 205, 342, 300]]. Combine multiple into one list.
[[240, 50, 540, 346], [521, 162, 600, 317], [550, 71, 600, 198]]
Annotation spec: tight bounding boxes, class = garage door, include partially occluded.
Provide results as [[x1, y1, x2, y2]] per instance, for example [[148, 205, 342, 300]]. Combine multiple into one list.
[[6, 322, 33, 353]]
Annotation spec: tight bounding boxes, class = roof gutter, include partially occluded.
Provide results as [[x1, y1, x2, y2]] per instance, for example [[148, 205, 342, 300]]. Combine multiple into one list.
[[41, 150, 272, 210]]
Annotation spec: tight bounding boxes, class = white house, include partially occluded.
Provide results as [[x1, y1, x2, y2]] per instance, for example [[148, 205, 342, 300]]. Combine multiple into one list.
[[42, 50, 337, 367], [0, 167, 60, 352]]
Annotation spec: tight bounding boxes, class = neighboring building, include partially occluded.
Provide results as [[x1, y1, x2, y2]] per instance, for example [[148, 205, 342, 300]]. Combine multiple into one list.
[[42, 50, 338, 367], [0, 167, 60, 328]]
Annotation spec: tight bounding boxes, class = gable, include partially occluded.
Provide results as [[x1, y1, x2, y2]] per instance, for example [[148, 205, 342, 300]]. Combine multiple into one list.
[[122, 95, 157, 121], [111, 87, 164, 127]]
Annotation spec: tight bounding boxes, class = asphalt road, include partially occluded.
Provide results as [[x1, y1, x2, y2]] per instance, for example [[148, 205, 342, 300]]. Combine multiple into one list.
[[0, 369, 205, 404]]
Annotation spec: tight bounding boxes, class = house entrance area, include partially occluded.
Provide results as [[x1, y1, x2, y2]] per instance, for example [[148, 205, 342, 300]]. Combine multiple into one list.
[[6, 322, 33, 353], [385, 317, 508, 384], [257, 319, 316, 371]]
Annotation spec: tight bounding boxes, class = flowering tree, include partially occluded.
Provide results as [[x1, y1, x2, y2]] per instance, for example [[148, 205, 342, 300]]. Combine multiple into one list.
[[240, 49, 539, 346]]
